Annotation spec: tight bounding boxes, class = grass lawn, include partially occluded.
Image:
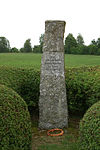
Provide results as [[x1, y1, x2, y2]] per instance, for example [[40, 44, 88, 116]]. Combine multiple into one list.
[[32, 115, 81, 150], [0, 53, 41, 69], [65, 54, 100, 68], [0, 53, 100, 68]]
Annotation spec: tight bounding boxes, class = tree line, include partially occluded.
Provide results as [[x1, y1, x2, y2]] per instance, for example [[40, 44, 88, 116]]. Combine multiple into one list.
[[0, 33, 100, 55], [64, 33, 100, 55], [0, 35, 43, 53]]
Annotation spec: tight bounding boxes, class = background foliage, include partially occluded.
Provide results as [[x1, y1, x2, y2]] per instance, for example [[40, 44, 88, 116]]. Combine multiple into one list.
[[0, 37, 10, 53], [64, 33, 100, 55], [0, 66, 100, 115], [66, 66, 100, 114], [1, 33, 100, 54], [0, 67, 40, 112]]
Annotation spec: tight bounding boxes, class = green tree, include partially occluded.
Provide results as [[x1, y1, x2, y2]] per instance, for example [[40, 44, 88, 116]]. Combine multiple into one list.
[[21, 39, 32, 53], [33, 45, 41, 53], [97, 48, 100, 55], [20, 48, 25, 53], [33, 34, 44, 53], [10, 47, 19, 53], [0, 37, 10, 53], [64, 33, 77, 54], [91, 39, 97, 46], [88, 44, 98, 55], [70, 47, 80, 54], [39, 34, 44, 53], [81, 45, 90, 54], [87, 39, 98, 55], [77, 33, 84, 46], [97, 38, 100, 48]]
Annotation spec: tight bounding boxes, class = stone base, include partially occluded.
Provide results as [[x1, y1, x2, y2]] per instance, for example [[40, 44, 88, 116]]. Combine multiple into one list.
[[39, 119, 68, 130]]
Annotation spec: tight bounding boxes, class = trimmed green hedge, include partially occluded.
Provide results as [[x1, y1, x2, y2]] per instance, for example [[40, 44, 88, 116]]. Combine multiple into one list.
[[0, 66, 100, 114], [0, 84, 32, 150], [66, 66, 100, 114], [0, 66, 40, 108], [79, 101, 100, 150]]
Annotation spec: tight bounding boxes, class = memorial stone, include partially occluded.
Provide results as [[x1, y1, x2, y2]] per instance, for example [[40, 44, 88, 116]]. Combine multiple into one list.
[[39, 20, 68, 129]]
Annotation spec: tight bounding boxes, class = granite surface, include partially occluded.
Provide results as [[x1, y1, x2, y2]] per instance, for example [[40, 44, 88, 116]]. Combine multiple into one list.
[[39, 20, 68, 129]]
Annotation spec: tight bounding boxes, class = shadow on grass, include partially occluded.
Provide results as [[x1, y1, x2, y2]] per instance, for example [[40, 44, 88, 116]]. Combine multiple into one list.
[[38, 135, 79, 150], [31, 114, 82, 150]]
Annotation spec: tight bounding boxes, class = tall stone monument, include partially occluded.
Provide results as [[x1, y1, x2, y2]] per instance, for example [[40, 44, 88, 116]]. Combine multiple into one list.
[[39, 20, 68, 129]]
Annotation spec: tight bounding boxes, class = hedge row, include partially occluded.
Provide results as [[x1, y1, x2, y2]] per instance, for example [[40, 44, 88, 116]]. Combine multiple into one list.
[[0, 84, 32, 150], [0, 66, 40, 108], [66, 66, 100, 114], [0, 66, 100, 114], [79, 100, 100, 150]]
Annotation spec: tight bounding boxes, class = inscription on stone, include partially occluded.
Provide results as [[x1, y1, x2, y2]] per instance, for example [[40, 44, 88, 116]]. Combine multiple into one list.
[[42, 52, 64, 75], [39, 20, 68, 129]]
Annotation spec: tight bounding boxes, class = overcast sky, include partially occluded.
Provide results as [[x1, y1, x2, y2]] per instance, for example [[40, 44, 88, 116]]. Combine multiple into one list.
[[0, 0, 100, 49]]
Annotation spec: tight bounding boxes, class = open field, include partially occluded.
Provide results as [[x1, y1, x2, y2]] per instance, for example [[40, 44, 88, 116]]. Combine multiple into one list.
[[0, 53, 100, 68], [0, 53, 41, 69]]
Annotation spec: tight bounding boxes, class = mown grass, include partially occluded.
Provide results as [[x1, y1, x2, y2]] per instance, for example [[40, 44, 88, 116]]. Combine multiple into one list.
[[0, 53, 41, 69], [32, 115, 81, 150], [65, 54, 100, 68], [1, 53, 100, 68]]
